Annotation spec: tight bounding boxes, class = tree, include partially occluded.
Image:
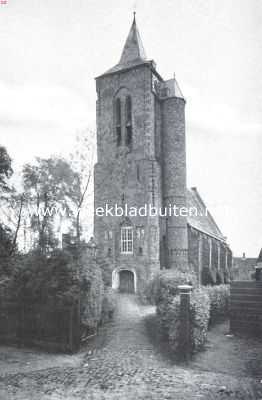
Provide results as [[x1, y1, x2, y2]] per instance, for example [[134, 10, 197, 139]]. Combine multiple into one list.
[[0, 146, 17, 271], [22, 157, 81, 254], [0, 146, 13, 195], [69, 129, 96, 243]]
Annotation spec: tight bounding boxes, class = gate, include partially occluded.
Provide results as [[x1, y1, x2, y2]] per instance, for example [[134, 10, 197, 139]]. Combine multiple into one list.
[[119, 270, 135, 293]]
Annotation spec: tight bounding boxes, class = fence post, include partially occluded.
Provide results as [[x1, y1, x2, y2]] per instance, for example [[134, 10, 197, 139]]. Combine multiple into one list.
[[178, 284, 192, 362]]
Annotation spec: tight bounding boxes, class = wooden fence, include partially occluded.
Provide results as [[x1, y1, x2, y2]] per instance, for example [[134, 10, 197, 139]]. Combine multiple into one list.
[[230, 281, 262, 336], [0, 300, 80, 352]]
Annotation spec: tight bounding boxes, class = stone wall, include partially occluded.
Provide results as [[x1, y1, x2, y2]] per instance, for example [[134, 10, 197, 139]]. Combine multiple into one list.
[[94, 64, 162, 293], [94, 59, 231, 292], [188, 225, 232, 284], [162, 97, 188, 270]]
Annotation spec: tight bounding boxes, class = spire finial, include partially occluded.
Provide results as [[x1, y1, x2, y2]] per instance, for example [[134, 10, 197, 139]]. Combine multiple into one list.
[[133, 11, 136, 22]]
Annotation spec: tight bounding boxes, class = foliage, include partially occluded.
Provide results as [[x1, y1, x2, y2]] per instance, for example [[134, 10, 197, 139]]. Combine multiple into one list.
[[201, 267, 216, 285], [0, 224, 13, 259], [69, 129, 96, 241], [101, 287, 117, 324], [0, 246, 107, 337], [97, 256, 112, 287], [145, 269, 197, 305], [189, 289, 210, 351], [79, 256, 104, 331], [154, 270, 212, 357], [155, 269, 230, 357], [202, 284, 230, 325], [157, 288, 210, 357], [11, 250, 79, 305], [22, 157, 81, 253], [0, 146, 13, 194]]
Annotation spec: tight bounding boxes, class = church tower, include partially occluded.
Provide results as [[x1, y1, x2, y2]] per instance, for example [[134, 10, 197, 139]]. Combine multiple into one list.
[[94, 15, 188, 293]]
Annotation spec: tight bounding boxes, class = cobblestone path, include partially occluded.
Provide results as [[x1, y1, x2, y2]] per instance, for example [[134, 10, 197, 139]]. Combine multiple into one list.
[[0, 294, 260, 400]]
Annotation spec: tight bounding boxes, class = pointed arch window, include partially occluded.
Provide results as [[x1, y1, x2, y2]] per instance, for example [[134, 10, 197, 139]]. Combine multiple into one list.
[[125, 95, 132, 146], [115, 98, 121, 146]]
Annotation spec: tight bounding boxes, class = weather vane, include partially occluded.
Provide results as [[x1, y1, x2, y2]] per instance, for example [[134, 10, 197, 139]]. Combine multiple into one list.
[[133, 2, 137, 19]]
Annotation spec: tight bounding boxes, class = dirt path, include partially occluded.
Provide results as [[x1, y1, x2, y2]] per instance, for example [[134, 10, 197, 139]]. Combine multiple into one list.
[[0, 294, 261, 399]]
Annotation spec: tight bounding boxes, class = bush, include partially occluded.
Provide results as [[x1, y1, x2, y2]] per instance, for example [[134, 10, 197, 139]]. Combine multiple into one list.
[[96, 257, 112, 287], [203, 284, 230, 326], [189, 289, 210, 351], [8, 249, 105, 334], [11, 250, 80, 306], [78, 257, 104, 332], [201, 267, 216, 285], [154, 270, 212, 357], [101, 287, 117, 324], [146, 269, 197, 305], [157, 288, 210, 357]]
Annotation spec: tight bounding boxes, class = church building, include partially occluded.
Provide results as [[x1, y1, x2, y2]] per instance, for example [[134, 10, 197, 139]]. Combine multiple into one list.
[[94, 15, 232, 293]]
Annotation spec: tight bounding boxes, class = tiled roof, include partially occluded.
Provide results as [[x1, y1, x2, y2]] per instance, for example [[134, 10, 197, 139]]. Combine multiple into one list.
[[163, 78, 185, 100], [187, 187, 226, 242], [98, 15, 149, 77]]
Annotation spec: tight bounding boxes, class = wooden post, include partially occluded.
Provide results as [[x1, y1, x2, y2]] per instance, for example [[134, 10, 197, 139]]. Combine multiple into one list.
[[178, 284, 192, 362]]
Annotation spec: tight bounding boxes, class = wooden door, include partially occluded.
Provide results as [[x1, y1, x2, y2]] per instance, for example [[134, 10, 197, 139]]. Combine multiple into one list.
[[119, 270, 134, 293]]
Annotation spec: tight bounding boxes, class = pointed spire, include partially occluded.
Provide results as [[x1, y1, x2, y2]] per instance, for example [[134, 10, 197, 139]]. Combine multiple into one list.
[[118, 13, 147, 65], [98, 14, 151, 77]]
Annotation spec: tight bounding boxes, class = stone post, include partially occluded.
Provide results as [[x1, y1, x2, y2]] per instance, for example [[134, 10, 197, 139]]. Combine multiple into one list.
[[178, 284, 192, 361]]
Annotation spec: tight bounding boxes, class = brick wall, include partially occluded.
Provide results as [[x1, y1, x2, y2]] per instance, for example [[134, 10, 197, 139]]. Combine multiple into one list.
[[188, 226, 232, 284], [94, 64, 162, 292]]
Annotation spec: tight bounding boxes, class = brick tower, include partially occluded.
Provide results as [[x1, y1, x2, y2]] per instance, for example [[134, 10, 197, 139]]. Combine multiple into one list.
[[94, 15, 188, 294]]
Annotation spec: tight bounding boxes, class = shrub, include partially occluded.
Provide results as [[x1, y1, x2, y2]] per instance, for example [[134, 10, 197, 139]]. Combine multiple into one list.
[[203, 284, 230, 326], [189, 289, 210, 351], [11, 250, 80, 306], [101, 287, 117, 324], [201, 267, 216, 285], [97, 257, 112, 287], [78, 257, 104, 332], [147, 269, 197, 305], [9, 249, 105, 334], [157, 288, 210, 357]]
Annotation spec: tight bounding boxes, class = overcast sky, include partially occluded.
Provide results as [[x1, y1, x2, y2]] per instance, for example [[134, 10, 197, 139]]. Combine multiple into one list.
[[0, 0, 262, 256]]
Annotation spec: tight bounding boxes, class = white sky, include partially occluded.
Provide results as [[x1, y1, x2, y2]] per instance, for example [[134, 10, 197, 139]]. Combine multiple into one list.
[[0, 0, 262, 256]]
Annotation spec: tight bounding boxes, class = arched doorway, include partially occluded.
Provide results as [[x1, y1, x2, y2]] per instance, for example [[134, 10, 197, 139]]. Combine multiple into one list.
[[112, 268, 137, 293], [119, 270, 134, 293]]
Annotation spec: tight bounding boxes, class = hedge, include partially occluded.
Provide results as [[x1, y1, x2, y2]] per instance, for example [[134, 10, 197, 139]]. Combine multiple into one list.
[[202, 284, 230, 326], [155, 272, 230, 358], [101, 287, 117, 324], [145, 269, 198, 305], [157, 288, 210, 357], [1, 249, 106, 335], [79, 257, 104, 332]]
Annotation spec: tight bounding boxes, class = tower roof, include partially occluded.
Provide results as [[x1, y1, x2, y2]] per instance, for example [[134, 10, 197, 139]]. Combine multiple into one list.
[[98, 14, 151, 77], [119, 13, 147, 65]]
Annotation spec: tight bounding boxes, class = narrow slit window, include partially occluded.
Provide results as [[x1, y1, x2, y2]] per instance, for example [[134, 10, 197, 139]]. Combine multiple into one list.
[[136, 164, 140, 181], [125, 96, 132, 146], [115, 98, 121, 146]]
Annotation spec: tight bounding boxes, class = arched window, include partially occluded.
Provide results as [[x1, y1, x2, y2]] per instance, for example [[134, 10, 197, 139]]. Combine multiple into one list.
[[125, 95, 132, 146], [115, 98, 121, 146]]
